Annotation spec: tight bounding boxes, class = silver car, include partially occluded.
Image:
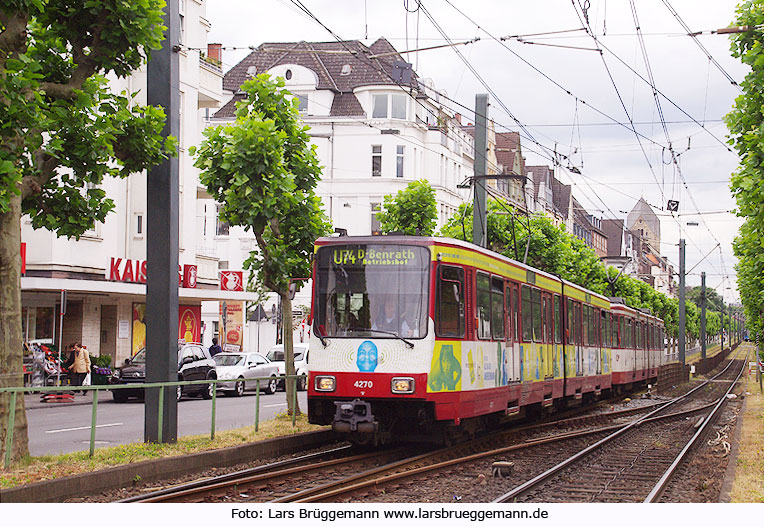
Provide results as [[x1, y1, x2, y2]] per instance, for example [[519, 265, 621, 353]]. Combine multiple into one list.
[[213, 352, 279, 396], [266, 344, 309, 391]]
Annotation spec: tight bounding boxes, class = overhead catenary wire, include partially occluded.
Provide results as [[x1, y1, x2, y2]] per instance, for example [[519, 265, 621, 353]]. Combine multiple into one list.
[[249, 1, 733, 290], [660, 0, 741, 90], [573, 0, 666, 206]]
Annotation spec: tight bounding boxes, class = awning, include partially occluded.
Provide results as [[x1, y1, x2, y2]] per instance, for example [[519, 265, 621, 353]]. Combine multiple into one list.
[[21, 276, 260, 302]]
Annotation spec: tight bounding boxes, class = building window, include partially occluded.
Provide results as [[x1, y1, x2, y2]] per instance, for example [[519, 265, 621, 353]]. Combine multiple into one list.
[[296, 94, 308, 113], [135, 214, 144, 236], [372, 94, 388, 118], [370, 202, 381, 233], [372, 93, 407, 119], [216, 205, 229, 236], [179, 0, 185, 45], [396, 145, 404, 178], [371, 145, 382, 177], [391, 94, 406, 119]]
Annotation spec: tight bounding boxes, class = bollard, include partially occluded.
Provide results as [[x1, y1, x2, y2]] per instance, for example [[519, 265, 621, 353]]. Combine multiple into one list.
[[4, 391, 17, 469], [211, 380, 217, 440], [89, 389, 99, 457], [157, 386, 164, 444], [291, 376, 297, 427], [255, 381, 261, 432]]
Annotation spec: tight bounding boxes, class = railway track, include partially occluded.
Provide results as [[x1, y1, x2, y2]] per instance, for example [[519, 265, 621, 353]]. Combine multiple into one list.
[[122, 353, 743, 503], [122, 394, 660, 503], [494, 353, 746, 503]]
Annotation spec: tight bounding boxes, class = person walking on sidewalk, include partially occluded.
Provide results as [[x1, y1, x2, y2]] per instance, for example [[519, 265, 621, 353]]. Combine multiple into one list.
[[65, 343, 91, 394]]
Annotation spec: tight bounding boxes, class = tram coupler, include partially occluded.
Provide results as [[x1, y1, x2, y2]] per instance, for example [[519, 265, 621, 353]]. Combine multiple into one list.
[[332, 399, 377, 433]]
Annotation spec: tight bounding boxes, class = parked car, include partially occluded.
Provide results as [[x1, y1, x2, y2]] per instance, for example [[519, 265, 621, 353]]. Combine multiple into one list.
[[213, 352, 279, 396], [110, 342, 217, 402], [265, 344, 309, 391]]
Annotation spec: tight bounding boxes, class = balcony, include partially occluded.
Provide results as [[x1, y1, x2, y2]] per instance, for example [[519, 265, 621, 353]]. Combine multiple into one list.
[[198, 56, 223, 109]]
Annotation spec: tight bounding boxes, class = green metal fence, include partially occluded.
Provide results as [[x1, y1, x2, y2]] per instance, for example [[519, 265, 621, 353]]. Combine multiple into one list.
[[0, 374, 307, 469]]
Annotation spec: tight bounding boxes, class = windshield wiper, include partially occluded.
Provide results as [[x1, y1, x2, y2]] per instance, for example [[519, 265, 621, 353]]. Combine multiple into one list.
[[317, 334, 329, 347], [349, 327, 414, 348]]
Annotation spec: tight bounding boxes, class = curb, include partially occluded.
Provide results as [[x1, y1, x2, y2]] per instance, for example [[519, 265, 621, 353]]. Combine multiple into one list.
[[0, 429, 337, 503]]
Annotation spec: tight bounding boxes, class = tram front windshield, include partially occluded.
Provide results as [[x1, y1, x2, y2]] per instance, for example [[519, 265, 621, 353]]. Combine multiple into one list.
[[314, 244, 430, 339]]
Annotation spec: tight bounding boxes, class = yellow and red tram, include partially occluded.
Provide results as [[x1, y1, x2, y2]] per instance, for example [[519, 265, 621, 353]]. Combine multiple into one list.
[[307, 236, 664, 444]]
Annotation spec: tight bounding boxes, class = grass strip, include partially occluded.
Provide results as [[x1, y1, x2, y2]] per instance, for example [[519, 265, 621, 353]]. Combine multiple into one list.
[[729, 370, 764, 502], [0, 413, 323, 490]]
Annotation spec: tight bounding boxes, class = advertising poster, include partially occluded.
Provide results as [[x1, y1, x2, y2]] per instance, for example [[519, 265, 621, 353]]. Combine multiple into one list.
[[131, 303, 202, 355], [219, 300, 243, 352]]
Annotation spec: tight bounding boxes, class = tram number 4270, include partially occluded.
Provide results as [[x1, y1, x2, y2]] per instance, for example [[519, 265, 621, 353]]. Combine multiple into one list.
[[354, 380, 373, 389]]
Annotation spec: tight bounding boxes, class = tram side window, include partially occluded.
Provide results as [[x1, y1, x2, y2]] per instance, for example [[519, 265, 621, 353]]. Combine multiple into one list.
[[491, 277, 505, 339], [554, 295, 562, 343], [544, 296, 553, 343], [521, 285, 532, 342], [508, 285, 519, 341], [566, 298, 574, 344], [619, 316, 625, 348], [582, 305, 589, 345], [532, 288, 542, 342], [626, 318, 633, 348], [476, 272, 491, 339], [601, 310, 608, 347], [436, 265, 464, 338]]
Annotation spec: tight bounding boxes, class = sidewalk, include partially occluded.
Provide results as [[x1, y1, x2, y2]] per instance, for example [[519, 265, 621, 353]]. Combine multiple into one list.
[[24, 390, 95, 410]]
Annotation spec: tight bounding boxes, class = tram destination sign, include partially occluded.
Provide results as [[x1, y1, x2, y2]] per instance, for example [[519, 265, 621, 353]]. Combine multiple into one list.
[[326, 245, 426, 268]]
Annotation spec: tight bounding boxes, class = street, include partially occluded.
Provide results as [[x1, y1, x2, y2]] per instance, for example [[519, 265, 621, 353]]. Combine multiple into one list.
[[24, 390, 309, 456]]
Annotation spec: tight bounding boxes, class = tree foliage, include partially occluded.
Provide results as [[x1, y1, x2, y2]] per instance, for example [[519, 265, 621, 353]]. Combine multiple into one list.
[[192, 73, 331, 414], [726, 0, 764, 347], [377, 179, 437, 236], [0, 0, 172, 465]]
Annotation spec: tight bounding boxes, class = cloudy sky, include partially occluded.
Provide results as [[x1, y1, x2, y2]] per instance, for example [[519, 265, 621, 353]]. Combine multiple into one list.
[[206, 0, 747, 302]]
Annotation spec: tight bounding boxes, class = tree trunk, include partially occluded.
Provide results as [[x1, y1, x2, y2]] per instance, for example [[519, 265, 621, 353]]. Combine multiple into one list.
[[0, 192, 30, 465], [280, 291, 300, 416]]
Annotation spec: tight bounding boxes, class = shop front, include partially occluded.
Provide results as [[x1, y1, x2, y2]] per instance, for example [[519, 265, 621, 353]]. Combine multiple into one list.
[[21, 275, 258, 368]]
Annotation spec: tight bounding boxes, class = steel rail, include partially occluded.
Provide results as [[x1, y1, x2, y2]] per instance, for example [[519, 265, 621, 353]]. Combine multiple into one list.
[[118, 444, 353, 502], [644, 354, 747, 502], [492, 353, 743, 503]]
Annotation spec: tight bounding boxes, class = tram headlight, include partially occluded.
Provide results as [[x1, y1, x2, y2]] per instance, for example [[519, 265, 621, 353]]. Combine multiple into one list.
[[391, 377, 415, 394], [315, 375, 336, 392]]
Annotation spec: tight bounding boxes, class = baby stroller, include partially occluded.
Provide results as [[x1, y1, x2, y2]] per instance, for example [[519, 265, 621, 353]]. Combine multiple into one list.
[[41, 344, 69, 386]]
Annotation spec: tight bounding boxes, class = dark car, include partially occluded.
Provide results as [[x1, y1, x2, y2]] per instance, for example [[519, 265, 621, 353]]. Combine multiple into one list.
[[110, 343, 217, 403]]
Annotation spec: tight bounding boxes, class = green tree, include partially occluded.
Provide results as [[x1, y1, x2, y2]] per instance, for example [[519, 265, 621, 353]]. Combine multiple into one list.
[[377, 179, 437, 236], [686, 285, 724, 313], [192, 73, 331, 415], [726, 1, 764, 345], [0, 0, 170, 464]]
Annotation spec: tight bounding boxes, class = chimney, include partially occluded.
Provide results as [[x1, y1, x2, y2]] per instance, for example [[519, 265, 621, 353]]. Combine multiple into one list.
[[208, 43, 222, 63], [454, 113, 461, 125]]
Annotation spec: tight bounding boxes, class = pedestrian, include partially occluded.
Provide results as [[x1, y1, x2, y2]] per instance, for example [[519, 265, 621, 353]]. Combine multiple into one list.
[[209, 337, 223, 357], [65, 342, 91, 394]]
